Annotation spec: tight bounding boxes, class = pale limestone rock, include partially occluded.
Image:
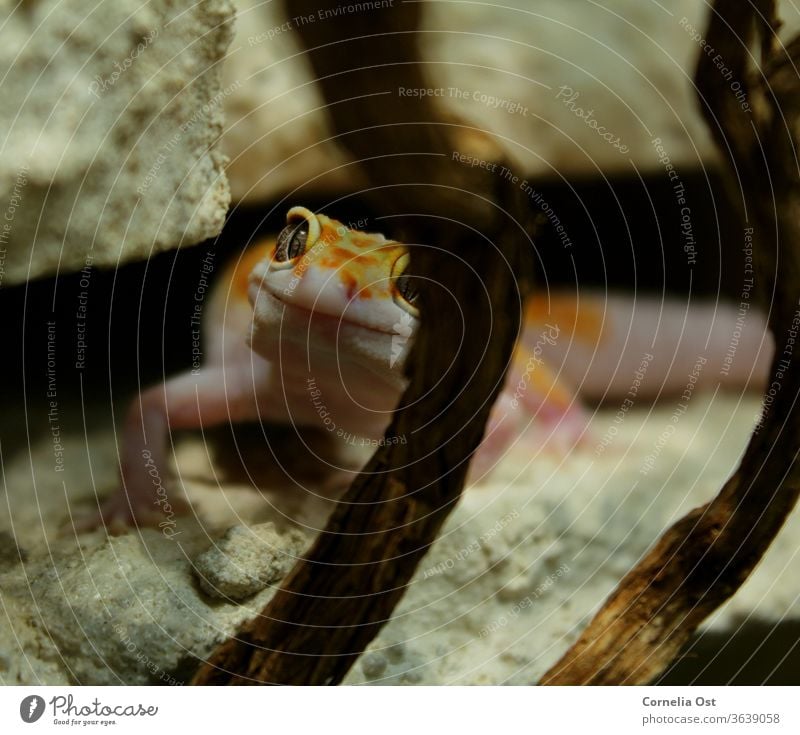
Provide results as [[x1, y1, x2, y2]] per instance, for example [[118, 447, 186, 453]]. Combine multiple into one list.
[[0, 530, 281, 685], [220, 0, 800, 204], [193, 522, 307, 600], [0, 394, 798, 683], [0, 0, 236, 285], [219, 0, 356, 204]]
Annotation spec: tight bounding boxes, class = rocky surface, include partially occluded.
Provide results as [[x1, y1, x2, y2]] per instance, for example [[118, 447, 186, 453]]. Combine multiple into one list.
[[220, 0, 800, 204], [0, 0, 236, 285], [6, 0, 800, 282], [194, 522, 307, 601], [2, 1, 799, 686], [1, 391, 797, 684]]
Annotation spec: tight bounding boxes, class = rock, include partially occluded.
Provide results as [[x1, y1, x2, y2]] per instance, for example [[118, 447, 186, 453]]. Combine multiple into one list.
[[360, 652, 388, 679], [1, 384, 797, 684], [193, 523, 307, 601], [220, 1, 800, 205], [1, 531, 276, 685], [219, 0, 355, 204], [0, 530, 26, 567], [385, 641, 406, 663], [0, 0, 235, 285]]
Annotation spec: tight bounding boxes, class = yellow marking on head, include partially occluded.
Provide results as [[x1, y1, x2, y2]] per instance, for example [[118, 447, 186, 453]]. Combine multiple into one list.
[[317, 221, 341, 247], [329, 246, 354, 262], [298, 216, 407, 302], [350, 234, 380, 249], [249, 208, 414, 308]]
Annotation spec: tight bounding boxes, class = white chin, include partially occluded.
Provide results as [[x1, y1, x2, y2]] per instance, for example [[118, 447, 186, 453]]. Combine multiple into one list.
[[249, 289, 409, 390]]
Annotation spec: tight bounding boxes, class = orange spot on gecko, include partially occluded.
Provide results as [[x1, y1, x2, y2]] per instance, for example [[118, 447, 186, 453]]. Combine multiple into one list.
[[340, 270, 358, 301], [318, 222, 340, 246], [350, 234, 379, 249], [353, 254, 379, 268], [511, 344, 574, 410], [329, 246, 353, 262], [525, 294, 605, 344]]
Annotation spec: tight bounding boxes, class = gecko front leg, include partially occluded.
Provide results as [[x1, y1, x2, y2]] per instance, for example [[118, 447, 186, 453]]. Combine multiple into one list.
[[73, 358, 272, 532]]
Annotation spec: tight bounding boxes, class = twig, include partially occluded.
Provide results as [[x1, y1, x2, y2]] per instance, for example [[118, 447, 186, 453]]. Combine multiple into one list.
[[192, 1, 536, 684], [542, 0, 800, 685]]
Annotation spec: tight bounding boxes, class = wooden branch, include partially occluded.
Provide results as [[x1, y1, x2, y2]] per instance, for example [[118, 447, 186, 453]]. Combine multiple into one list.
[[541, 0, 800, 685], [192, 2, 536, 684]]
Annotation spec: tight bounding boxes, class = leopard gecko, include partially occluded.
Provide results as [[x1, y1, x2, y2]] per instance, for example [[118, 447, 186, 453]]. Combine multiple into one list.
[[92, 206, 772, 528]]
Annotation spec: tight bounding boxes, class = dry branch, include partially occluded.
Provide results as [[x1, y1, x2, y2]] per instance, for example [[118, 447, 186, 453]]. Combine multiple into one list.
[[542, 0, 800, 685], [193, 2, 536, 684]]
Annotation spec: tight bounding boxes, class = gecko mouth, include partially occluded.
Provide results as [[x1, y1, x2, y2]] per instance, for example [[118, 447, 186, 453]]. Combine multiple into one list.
[[247, 281, 414, 393], [257, 284, 402, 337]]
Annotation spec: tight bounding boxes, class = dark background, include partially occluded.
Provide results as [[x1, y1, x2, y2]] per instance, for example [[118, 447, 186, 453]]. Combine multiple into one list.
[[4, 168, 746, 400]]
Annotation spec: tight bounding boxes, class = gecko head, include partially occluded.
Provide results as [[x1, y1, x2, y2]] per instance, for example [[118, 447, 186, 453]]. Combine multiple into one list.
[[248, 206, 420, 386]]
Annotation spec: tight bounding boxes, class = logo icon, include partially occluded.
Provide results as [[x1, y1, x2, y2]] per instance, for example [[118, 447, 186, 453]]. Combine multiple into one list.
[[20, 695, 45, 723]]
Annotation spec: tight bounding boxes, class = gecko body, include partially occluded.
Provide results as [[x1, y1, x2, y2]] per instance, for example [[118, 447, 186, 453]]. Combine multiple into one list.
[[95, 206, 771, 528]]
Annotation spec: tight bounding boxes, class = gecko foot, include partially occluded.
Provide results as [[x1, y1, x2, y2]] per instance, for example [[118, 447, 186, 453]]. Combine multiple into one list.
[[65, 488, 191, 536]]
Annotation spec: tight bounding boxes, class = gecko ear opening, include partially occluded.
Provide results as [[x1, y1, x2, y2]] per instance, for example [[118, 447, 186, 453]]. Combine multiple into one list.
[[271, 206, 321, 268]]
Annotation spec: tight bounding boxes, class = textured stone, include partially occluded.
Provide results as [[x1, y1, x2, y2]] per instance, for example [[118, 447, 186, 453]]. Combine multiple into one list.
[[193, 522, 308, 601], [0, 0, 236, 285], [360, 651, 388, 679], [1, 394, 798, 684], [0, 531, 283, 685], [220, 1, 800, 205]]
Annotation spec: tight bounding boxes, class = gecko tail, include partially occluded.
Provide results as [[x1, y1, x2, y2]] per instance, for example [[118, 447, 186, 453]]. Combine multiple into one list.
[[522, 291, 773, 403]]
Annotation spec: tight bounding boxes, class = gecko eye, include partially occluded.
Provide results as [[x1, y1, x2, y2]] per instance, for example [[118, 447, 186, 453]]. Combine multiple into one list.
[[395, 273, 418, 305], [391, 253, 420, 315], [274, 219, 309, 263]]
